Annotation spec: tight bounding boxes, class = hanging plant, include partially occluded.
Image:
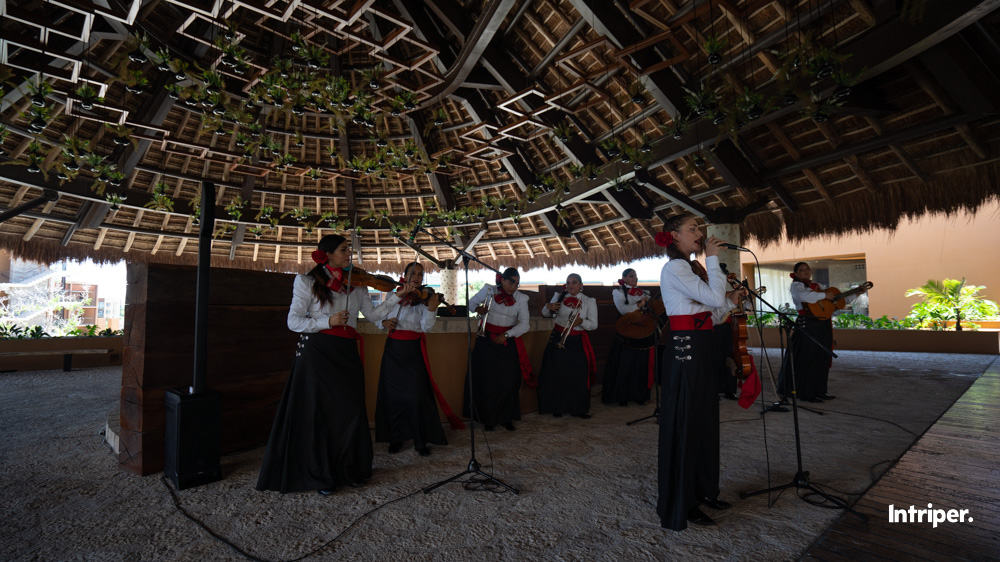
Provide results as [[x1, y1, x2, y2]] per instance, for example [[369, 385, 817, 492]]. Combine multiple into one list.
[[599, 138, 621, 159], [552, 120, 574, 143], [683, 86, 717, 118], [225, 195, 247, 221], [124, 69, 150, 94], [106, 124, 137, 147], [628, 81, 646, 105], [153, 48, 172, 72], [704, 35, 728, 65], [145, 182, 175, 212], [83, 152, 105, 172], [23, 105, 51, 133], [433, 108, 448, 127], [105, 192, 127, 210], [568, 163, 584, 178], [27, 81, 53, 108], [363, 66, 385, 90], [737, 88, 765, 121], [583, 163, 600, 181]]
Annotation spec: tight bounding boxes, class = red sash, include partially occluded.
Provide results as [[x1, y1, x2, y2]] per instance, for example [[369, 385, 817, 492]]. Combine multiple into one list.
[[738, 355, 762, 409], [667, 311, 713, 331], [321, 325, 364, 368], [554, 324, 597, 388], [388, 330, 465, 430], [484, 322, 535, 388]]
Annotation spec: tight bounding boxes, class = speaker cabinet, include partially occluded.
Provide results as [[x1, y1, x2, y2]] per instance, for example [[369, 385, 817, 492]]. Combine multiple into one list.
[[164, 389, 222, 490]]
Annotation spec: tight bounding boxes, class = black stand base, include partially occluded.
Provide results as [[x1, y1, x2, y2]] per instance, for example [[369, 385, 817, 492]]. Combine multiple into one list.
[[740, 470, 862, 518], [626, 408, 658, 426], [422, 457, 520, 494], [164, 389, 222, 490], [763, 401, 789, 413]]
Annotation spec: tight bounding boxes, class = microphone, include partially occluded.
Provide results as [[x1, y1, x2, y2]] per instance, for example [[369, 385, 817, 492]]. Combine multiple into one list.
[[720, 242, 751, 252], [408, 217, 424, 243]]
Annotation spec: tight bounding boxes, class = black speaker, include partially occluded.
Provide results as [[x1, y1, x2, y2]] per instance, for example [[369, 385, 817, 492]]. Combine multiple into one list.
[[164, 389, 222, 490]]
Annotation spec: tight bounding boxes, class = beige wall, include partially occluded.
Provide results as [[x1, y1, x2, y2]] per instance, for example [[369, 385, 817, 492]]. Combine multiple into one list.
[[741, 201, 1000, 320]]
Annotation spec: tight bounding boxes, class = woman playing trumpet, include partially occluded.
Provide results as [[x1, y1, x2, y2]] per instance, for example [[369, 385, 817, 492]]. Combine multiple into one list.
[[463, 268, 532, 431], [602, 268, 655, 406], [538, 273, 598, 419], [374, 262, 461, 457]]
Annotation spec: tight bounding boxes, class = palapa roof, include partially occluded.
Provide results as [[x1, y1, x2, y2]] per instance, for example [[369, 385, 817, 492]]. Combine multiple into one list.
[[1, 0, 999, 273]]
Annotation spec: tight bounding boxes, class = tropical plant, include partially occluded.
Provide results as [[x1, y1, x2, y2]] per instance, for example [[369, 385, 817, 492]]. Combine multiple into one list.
[[905, 278, 999, 331]]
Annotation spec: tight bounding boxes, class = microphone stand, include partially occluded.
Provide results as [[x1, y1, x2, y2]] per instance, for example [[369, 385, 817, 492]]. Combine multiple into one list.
[[737, 280, 854, 514], [410, 225, 520, 495], [626, 316, 664, 426]]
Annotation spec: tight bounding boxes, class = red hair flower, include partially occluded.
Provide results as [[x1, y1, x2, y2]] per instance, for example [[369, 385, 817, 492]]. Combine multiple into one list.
[[789, 273, 797, 279], [496, 272, 504, 284], [655, 231, 673, 247], [311, 249, 328, 264], [617, 279, 627, 286]]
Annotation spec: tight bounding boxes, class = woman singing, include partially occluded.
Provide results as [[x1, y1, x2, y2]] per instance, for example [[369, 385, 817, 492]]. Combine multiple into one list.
[[657, 215, 746, 529], [538, 273, 598, 418], [374, 262, 460, 457], [257, 234, 383, 495], [602, 268, 655, 406], [463, 268, 532, 431]]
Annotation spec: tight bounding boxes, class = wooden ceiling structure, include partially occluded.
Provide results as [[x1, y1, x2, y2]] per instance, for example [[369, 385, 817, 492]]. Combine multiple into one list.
[[1, 0, 999, 272]]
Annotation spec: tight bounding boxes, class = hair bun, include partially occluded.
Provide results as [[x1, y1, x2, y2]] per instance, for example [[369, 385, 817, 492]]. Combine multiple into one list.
[[311, 249, 328, 264], [655, 231, 673, 247]]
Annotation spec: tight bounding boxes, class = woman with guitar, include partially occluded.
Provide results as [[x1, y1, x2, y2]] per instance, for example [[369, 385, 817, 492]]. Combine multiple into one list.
[[656, 215, 747, 530], [779, 262, 872, 403], [257, 234, 387, 495], [374, 262, 461, 458], [602, 268, 657, 406]]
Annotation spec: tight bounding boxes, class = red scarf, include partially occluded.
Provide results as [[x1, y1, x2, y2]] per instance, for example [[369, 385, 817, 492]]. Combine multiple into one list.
[[494, 291, 515, 306], [388, 330, 465, 429], [563, 296, 580, 308], [324, 265, 349, 293], [618, 280, 643, 296]]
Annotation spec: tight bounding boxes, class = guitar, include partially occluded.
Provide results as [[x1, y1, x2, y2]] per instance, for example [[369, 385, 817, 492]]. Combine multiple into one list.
[[803, 281, 874, 320]]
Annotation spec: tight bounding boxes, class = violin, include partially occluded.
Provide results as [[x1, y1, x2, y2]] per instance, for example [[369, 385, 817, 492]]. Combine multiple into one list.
[[346, 267, 400, 292], [411, 285, 451, 307], [720, 266, 764, 384]]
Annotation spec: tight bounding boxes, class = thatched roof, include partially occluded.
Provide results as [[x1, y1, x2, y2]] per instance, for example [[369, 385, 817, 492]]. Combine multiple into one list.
[[1, 0, 998, 272]]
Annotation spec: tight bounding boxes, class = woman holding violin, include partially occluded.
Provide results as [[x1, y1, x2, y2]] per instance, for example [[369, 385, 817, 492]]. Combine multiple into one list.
[[373, 262, 461, 457], [257, 234, 386, 495], [602, 268, 657, 407], [656, 215, 747, 530], [538, 273, 598, 419], [463, 267, 532, 431]]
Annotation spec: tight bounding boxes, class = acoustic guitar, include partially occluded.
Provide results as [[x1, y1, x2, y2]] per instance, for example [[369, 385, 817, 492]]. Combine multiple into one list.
[[803, 281, 874, 320]]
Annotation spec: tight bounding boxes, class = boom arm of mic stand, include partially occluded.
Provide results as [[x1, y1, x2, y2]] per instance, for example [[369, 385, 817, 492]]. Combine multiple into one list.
[[738, 280, 836, 359]]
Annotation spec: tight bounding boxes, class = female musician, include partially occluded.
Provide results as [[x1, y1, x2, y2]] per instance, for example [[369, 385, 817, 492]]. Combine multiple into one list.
[[778, 262, 852, 402], [657, 215, 747, 530], [257, 234, 383, 495], [602, 268, 655, 406], [463, 267, 532, 431], [374, 262, 458, 456], [538, 273, 598, 418]]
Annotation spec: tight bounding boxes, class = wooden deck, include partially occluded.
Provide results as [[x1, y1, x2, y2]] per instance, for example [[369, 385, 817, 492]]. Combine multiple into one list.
[[804, 357, 1000, 561]]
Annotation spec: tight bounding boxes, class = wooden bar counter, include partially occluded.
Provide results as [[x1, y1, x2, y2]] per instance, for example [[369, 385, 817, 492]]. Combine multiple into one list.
[[357, 317, 555, 423]]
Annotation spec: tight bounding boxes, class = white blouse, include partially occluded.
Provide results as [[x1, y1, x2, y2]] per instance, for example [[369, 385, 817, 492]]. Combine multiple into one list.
[[374, 292, 437, 333], [612, 288, 651, 315], [286, 274, 382, 333], [469, 284, 531, 338], [541, 292, 598, 331], [790, 280, 856, 311], [659, 256, 730, 320]]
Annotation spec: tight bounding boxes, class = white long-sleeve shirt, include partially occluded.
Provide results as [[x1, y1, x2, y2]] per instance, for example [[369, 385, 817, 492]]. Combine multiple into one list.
[[660, 256, 731, 321], [374, 292, 437, 333], [286, 274, 382, 333], [790, 280, 857, 312], [541, 292, 598, 331], [612, 288, 651, 315], [469, 285, 530, 338]]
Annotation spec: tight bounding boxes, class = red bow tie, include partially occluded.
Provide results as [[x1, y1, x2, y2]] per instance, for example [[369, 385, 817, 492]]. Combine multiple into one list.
[[628, 287, 643, 296], [325, 266, 348, 293], [563, 296, 580, 308], [808, 282, 821, 291], [494, 292, 515, 306]]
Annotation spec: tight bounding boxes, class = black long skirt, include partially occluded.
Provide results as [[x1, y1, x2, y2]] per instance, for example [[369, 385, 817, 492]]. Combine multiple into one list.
[[601, 333, 653, 405], [256, 333, 373, 493], [777, 316, 833, 400], [713, 324, 737, 396], [537, 331, 591, 416], [375, 338, 447, 449], [657, 329, 720, 531], [463, 335, 521, 427]]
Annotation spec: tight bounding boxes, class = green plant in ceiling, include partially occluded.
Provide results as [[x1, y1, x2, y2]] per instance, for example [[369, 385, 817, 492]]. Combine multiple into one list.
[[628, 81, 646, 105], [552, 120, 574, 143], [737, 87, 766, 121], [105, 192, 127, 210], [23, 105, 51, 133], [432, 108, 448, 127], [124, 69, 149, 95], [703, 35, 727, 65], [153, 48, 172, 72], [145, 181, 175, 212], [599, 138, 620, 159], [683, 86, 717, 118], [27, 80, 53, 108], [126, 32, 151, 64]]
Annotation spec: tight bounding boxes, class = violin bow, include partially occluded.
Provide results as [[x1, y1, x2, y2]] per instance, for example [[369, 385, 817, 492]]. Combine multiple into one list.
[[343, 209, 360, 314]]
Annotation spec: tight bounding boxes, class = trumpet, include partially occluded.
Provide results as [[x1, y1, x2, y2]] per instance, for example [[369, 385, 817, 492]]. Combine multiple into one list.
[[476, 293, 494, 337], [557, 304, 583, 349]]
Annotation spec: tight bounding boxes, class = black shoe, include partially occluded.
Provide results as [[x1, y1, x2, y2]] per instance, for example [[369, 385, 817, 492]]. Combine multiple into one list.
[[702, 496, 732, 510], [502, 422, 516, 431], [723, 392, 738, 400], [483, 425, 495, 431], [574, 413, 591, 419], [388, 442, 403, 454], [347, 479, 367, 488], [553, 412, 563, 418], [318, 488, 336, 496], [778, 397, 790, 405], [817, 393, 836, 400], [417, 447, 431, 457], [687, 507, 716, 526]]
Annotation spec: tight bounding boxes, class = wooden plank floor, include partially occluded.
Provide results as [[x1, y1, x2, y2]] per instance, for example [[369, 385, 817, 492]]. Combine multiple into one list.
[[805, 357, 1000, 561]]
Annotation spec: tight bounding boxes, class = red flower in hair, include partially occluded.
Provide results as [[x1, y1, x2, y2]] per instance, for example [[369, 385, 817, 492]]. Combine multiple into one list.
[[495, 272, 504, 284], [789, 273, 797, 279], [618, 279, 626, 286], [312, 249, 328, 264], [655, 231, 673, 247]]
